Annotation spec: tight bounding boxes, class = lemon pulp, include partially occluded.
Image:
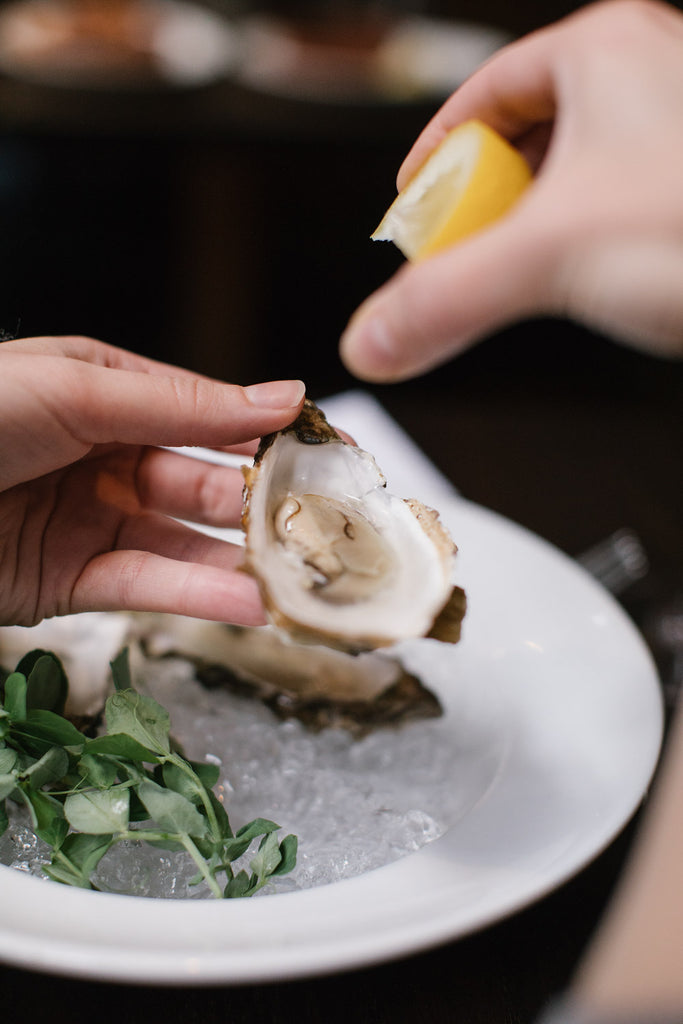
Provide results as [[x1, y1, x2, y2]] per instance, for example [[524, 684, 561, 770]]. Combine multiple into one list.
[[372, 119, 532, 261]]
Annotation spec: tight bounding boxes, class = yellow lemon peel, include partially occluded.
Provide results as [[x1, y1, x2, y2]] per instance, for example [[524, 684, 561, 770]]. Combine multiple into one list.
[[372, 119, 532, 261]]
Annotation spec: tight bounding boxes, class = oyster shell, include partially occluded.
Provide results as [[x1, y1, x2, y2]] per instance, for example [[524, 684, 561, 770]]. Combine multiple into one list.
[[241, 400, 465, 652], [2, 611, 440, 738], [141, 617, 442, 738]]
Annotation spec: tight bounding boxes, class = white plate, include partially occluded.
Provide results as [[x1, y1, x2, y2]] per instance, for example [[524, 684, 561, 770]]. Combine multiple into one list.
[[0, 496, 663, 984]]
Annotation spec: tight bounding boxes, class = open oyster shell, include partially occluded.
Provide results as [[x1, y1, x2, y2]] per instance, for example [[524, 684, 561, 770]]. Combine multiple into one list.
[[241, 400, 465, 652]]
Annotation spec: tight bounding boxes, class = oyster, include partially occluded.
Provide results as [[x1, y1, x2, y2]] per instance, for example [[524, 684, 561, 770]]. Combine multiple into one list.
[[241, 400, 465, 652], [0, 604, 453, 739], [141, 616, 442, 737]]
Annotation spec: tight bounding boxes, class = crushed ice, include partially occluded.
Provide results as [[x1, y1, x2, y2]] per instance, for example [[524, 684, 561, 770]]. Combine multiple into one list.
[[1, 654, 488, 898]]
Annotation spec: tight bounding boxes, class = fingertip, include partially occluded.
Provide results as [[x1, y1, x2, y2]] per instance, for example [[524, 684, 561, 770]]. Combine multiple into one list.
[[340, 311, 403, 383], [243, 379, 306, 410]]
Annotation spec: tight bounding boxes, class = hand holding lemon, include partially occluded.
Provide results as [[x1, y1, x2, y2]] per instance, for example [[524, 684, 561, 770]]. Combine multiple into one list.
[[340, 0, 683, 382], [371, 119, 531, 262]]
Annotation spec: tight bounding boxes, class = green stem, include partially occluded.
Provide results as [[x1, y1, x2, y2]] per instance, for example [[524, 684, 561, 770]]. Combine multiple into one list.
[[118, 829, 223, 899], [167, 754, 221, 841], [181, 834, 223, 899], [119, 828, 176, 844], [52, 848, 78, 874]]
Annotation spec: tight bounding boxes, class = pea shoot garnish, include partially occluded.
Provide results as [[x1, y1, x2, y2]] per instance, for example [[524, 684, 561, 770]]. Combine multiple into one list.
[[0, 648, 297, 898]]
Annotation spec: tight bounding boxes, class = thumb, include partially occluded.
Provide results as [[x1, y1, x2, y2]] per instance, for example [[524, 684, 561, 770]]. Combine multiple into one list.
[[340, 214, 555, 382]]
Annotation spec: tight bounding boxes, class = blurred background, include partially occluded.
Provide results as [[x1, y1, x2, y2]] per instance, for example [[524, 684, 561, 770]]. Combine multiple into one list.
[[0, 0, 536, 386], [0, 0, 681, 608], [0, 0, 656, 388]]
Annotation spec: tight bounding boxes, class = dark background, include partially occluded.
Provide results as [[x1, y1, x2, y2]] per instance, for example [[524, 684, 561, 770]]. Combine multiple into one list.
[[0, 0, 682, 408], [0, 0, 680, 391]]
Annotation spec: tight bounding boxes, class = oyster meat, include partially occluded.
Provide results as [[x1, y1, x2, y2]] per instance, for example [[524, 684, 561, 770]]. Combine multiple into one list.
[[241, 400, 465, 652]]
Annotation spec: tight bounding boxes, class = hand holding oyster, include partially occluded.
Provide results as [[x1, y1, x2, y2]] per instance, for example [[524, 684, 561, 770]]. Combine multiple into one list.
[[0, 401, 465, 740], [241, 400, 465, 653]]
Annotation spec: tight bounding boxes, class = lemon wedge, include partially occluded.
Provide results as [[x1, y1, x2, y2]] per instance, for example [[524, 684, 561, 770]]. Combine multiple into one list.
[[372, 119, 532, 261]]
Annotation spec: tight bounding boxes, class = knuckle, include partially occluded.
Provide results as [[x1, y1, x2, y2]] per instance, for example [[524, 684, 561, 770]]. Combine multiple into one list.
[[582, 0, 671, 38], [116, 551, 149, 605], [195, 466, 229, 524]]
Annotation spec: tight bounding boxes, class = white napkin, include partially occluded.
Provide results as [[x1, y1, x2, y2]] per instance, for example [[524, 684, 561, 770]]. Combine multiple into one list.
[[320, 389, 459, 508]]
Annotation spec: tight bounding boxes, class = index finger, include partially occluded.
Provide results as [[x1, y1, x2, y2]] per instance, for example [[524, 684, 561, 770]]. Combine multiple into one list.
[[44, 337, 307, 453], [55, 363, 307, 450]]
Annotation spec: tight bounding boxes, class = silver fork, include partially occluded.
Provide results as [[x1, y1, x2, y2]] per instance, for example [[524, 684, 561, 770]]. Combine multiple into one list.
[[577, 527, 650, 596], [577, 528, 681, 710]]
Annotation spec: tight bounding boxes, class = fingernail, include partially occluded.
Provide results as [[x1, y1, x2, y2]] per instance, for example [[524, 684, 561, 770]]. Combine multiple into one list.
[[340, 315, 398, 380], [245, 379, 305, 408]]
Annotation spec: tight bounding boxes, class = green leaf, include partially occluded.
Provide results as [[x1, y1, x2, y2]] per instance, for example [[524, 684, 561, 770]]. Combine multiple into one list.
[[85, 733, 159, 763], [224, 869, 254, 899], [188, 759, 220, 791], [0, 774, 18, 801], [21, 652, 68, 715], [3, 672, 27, 719], [208, 790, 233, 839], [21, 746, 69, 790], [41, 832, 113, 890], [110, 647, 132, 692], [271, 834, 298, 877], [42, 862, 91, 888], [128, 786, 153, 822], [12, 710, 85, 756], [65, 786, 130, 834], [236, 817, 281, 843], [77, 753, 118, 790], [220, 836, 253, 861], [192, 835, 223, 860], [137, 779, 207, 838], [21, 788, 69, 847], [0, 800, 8, 838], [104, 690, 170, 755], [60, 831, 115, 876], [143, 836, 186, 853], [161, 762, 207, 805], [39, 814, 69, 850], [0, 748, 17, 773], [249, 830, 283, 882]]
